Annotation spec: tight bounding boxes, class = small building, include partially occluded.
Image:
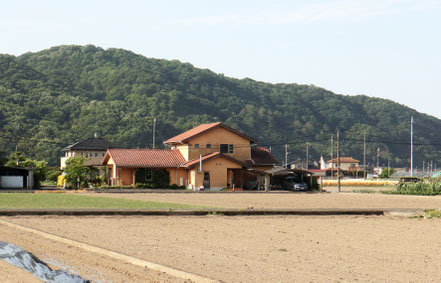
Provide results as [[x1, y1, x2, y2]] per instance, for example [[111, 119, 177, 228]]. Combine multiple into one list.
[[60, 136, 120, 169], [0, 166, 34, 189]]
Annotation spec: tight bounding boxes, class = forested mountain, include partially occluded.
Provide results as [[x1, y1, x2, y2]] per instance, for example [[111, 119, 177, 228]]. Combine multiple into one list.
[[0, 45, 440, 168]]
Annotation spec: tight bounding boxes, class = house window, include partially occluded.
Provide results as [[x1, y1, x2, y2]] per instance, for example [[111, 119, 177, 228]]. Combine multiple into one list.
[[135, 168, 153, 183], [206, 144, 211, 149], [220, 144, 234, 154], [95, 153, 98, 157], [220, 144, 228, 154], [194, 144, 200, 149], [85, 152, 88, 158], [228, 144, 234, 154], [102, 153, 105, 157]]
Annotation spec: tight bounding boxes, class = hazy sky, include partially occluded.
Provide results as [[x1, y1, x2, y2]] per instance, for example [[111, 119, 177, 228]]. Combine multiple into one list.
[[2, 0, 440, 118]]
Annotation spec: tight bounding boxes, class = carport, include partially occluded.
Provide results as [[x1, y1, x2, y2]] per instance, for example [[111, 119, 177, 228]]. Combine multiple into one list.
[[265, 167, 313, 190]]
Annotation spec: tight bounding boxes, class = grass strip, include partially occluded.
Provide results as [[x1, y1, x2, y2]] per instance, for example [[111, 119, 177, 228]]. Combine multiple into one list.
[[0, 193, 203, 210]]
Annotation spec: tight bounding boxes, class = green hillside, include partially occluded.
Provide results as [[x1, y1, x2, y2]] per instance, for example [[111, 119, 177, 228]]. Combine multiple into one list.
[[0, 45, 440, 167]]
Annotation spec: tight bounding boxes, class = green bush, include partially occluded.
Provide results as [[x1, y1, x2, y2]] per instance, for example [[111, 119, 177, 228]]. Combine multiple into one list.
[[384, 179, 441, 196]]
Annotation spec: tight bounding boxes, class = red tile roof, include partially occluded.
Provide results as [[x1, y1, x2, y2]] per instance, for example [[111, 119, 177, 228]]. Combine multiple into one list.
[[164, 122, 258, 145], [249, 147, 279, 165], [328, 157, 360, 163], [104, 149, 186, 167], [181, 152, 248, 168]]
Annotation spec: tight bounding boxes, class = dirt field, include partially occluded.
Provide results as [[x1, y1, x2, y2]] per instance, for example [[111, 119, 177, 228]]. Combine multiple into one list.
[[0, 259, 41, 282], [2, 215, 441, 282], [92, 191, 441, 210]]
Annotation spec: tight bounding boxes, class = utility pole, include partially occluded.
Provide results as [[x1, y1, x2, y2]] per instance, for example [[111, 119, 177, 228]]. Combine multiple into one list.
[[152, 118, 156, 149], [377, 147, 380, 174], [423, 161, 425, 173], [410, 116, 414, 177], [387, 156, 390, 179], [363, 132, 366, 179], [305, 142, 310, 170], [337, 129, 341, 192], [330, 135, 334, 178], [284, 144, 288, 168]]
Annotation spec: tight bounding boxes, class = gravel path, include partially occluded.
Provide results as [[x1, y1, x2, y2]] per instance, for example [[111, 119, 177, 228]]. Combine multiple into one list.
[[3, 215, 441, 282]]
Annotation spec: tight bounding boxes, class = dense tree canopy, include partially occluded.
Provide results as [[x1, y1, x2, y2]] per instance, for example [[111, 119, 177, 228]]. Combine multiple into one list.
[[0, 45, 440, 168]]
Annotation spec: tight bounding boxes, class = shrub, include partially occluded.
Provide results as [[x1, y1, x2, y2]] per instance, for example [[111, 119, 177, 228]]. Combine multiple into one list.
[[384, 179, 441, 196]]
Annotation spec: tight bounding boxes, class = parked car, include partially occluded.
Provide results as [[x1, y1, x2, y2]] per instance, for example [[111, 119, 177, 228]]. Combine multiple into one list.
[[399, 177, 421, 183], [282, 176, 309, 191]]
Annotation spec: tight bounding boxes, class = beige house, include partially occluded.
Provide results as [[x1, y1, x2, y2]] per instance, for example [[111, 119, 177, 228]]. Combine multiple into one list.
[[103, 122, 279, 190], [60, 137, 119, 169], [327, 157, 360, 170]]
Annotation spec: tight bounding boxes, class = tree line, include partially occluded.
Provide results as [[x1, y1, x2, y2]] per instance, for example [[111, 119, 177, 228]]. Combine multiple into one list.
[[0, 45, 440, 168]]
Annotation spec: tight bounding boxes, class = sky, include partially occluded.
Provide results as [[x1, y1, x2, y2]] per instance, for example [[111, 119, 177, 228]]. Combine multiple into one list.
[[2, 0, 441, 118]]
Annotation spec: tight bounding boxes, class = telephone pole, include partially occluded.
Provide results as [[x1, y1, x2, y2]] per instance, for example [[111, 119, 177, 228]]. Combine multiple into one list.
[[377, 147, 380, 174], [337, 129, 341, 192], [152, 118, 156, 149], [284, 144, 288, 168], [305, 142, 310, 170], [363, 132, 366, 179], [330, 135, 334, 178], [410, 116, 414, 177]]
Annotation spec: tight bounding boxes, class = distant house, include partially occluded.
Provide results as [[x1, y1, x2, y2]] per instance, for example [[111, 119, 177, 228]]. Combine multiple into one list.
[[60, 136, 120, 169], [103, 122, 279, 190], [327, 157, 360, 170]]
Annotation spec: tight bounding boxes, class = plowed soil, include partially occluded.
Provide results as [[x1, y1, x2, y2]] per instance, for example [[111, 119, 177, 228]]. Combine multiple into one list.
[[2, 214, 441, 282]]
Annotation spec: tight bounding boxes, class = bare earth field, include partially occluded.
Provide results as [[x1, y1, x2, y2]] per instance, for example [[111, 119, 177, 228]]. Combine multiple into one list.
[[0, 259, 41, 283], [3, 192, 441, 282], [92, 191, 441, 210], [2, 215, 441, 282]]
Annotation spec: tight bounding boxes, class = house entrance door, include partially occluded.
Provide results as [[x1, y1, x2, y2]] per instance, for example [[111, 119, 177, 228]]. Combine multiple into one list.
[[203, 172, 210, 189]]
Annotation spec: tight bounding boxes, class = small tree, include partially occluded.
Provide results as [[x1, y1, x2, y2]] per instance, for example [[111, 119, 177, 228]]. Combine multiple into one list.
[[64, 156, 88, 188], [380, 167, 396, 178]]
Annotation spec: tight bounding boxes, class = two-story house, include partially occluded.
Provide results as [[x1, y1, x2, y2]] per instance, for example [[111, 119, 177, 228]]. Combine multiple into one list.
[[102, 122, 278, 189], [327, 157, 360, 170], [60, 136, 120, 169]]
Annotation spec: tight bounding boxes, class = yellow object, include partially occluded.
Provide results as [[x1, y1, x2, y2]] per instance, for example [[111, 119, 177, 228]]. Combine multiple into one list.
[[57, 175, 66, 188]]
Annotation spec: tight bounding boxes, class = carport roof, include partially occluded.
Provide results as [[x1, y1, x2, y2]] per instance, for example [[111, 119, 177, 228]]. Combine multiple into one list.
[[265, 167, 311, 176]]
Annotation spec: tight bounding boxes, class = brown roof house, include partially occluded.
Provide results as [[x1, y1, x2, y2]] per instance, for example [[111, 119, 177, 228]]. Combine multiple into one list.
[[103, 122, 279, 190]]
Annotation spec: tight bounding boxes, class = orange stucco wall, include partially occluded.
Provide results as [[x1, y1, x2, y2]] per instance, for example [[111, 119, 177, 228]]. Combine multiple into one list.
[[190, 156, 243, 189], [118, 167, 134, 185], [165, 167, 188, 186], [180, 127, 252, 162]]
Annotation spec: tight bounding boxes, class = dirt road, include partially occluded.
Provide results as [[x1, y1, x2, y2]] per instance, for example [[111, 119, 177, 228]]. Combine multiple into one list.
[[2, 215, 441, 282]]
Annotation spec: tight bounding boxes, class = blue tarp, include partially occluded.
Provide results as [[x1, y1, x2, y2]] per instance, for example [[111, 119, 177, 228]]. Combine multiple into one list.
[[0, 241, 89, 283]]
